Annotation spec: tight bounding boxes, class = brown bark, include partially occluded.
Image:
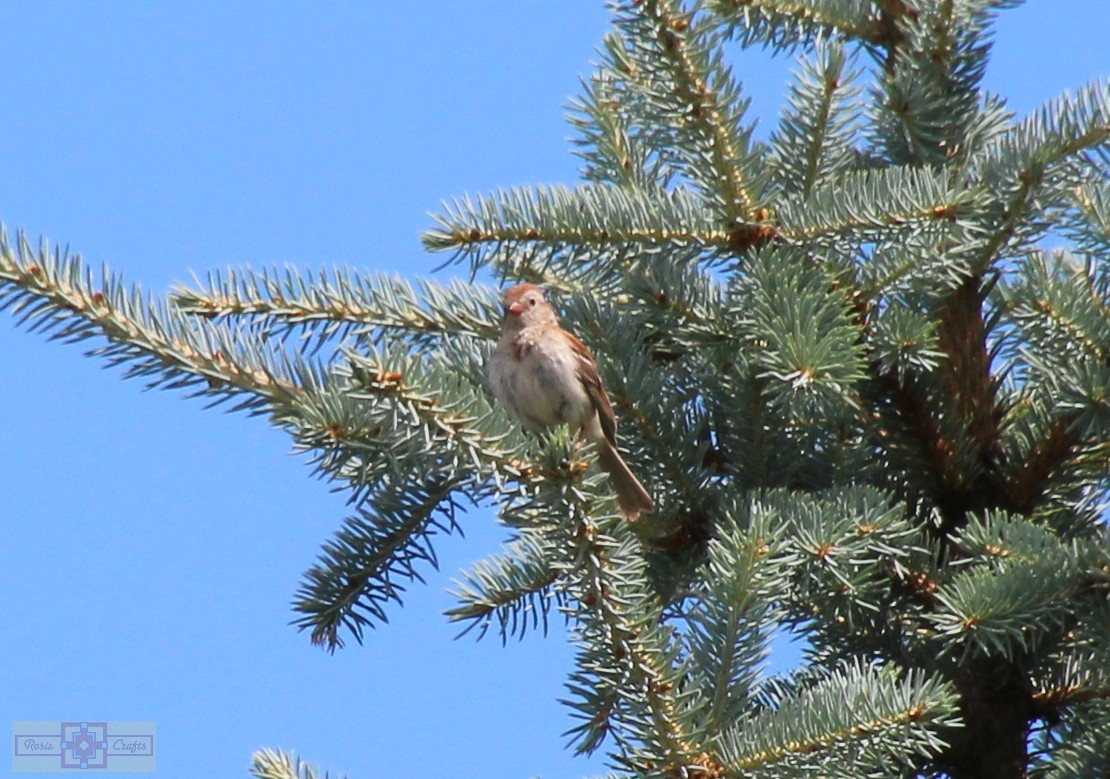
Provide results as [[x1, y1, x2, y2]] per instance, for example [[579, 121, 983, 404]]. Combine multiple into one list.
[[939, 669, 1035, 779]]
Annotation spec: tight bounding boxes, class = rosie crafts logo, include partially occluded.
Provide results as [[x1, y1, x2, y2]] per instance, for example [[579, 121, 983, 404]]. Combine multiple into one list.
[[12, 721, 155, 772]]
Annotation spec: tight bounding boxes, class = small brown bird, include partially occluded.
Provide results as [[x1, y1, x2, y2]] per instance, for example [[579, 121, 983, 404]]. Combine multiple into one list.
[[487, 283, 654, 520]]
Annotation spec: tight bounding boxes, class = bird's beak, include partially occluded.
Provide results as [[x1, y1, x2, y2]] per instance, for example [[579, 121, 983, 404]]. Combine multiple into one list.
[[506, 301, 525, 316]]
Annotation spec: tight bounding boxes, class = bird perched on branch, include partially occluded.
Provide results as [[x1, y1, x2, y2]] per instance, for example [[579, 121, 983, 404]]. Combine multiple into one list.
[[487, 283, 654, 520]]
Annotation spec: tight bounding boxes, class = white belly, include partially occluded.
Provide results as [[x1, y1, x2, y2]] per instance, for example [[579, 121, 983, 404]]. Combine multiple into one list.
[[489, 329, 595, 434]]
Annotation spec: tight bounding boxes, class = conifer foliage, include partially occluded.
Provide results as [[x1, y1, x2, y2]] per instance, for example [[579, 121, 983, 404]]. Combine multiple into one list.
[[4, 2, 1110, 778]]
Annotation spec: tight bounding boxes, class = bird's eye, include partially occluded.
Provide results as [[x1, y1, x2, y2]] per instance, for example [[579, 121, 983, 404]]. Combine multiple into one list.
[[529, 298, 536, 306]]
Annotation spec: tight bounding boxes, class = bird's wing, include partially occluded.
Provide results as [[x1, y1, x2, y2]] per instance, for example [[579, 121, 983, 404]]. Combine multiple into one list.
[[565, 331, 619, 447]]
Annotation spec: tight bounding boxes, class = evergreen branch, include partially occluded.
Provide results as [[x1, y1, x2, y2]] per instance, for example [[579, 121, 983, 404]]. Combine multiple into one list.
[[284, 346, 509, 505], [1032, 665, 1110, 713], [860, 231, 972, 300], [683, 511, 784, 735], [1003, 250, 1110, 365], [776, 166, 977, 243], [0, 227, 545, 654], [286, 346, 509, 508], [1032, 608, 1110, 717], [568, 64, 670, 191], [1067, 177, 1110, 254], [534, 453, 696, 768], [977, 80, 1110, 181], [424, 158, 777, 288], [867, 305, 946, 381], [251, 749, 343, 779], [769, 42, 863, 196], [286, 347, 536, 650], [770, 487, 920, 652], [997, 251, 1110, 512], [342, 349, 515, 472], [292, 477, 465, 651], [446, 529, 562, 641], [612, 0, 767, 224], [706, 0, 879, 51], [424, 183, 730, 253], [568, 69, 638, 186], [623, 260, 727, 350], [1010, 349, 1110, 464], [972, 79, 1110, 270], [1029, 704, 1110, 779], [718, 662, 959, 776], [572, 29, 697, 198], [1033, 685, 1110, 711], [928, 528, 1080, 661], [866, 1, 1000, 166], [0, 227, 309, 413], [1054, 361, 1110, 442], [735, 246, 867, 420], [172, 268, 501, 346], [952, 511, 1078, 570]]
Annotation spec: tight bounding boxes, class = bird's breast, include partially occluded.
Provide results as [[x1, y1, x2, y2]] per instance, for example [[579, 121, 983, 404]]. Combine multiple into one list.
[[494, 328, 593, 432]]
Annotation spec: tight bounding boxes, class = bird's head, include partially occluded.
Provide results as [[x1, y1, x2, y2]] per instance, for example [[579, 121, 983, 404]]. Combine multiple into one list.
[[501, 283, 557, 329]]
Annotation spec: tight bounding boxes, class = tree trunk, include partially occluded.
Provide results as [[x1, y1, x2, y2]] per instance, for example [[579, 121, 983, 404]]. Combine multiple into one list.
[[941, 668, 1033, 779]]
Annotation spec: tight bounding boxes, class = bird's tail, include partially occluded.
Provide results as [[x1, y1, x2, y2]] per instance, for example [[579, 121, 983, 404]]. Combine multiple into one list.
[[597, 440, 654, 521]]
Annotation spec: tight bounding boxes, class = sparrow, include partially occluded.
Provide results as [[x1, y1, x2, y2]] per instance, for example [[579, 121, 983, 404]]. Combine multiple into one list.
[[487, 283, 654, 520]]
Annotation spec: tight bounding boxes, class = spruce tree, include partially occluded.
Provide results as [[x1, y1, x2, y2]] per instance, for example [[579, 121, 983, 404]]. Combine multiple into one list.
[[3, 2, 1109, 778]]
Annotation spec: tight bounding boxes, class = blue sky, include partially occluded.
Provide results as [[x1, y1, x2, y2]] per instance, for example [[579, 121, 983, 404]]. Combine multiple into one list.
[[1, 4, 1106, 778]]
